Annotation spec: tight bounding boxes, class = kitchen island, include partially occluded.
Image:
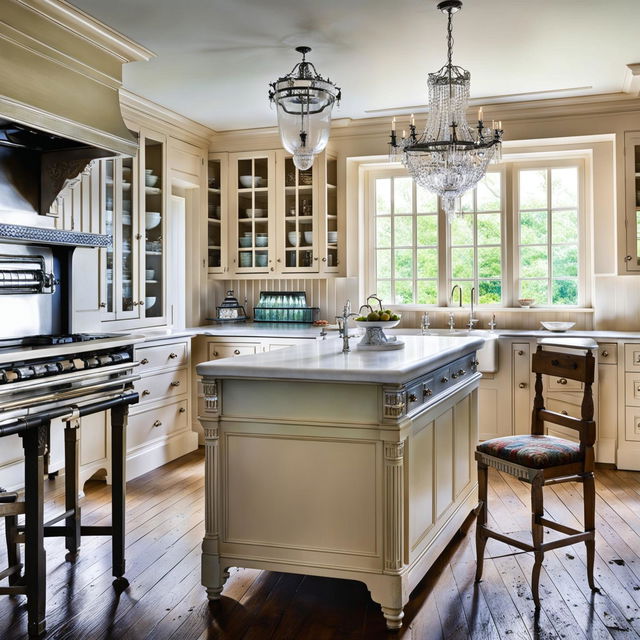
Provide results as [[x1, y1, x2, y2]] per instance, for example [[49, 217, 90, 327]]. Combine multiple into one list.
[[196, 334, 484, 629]]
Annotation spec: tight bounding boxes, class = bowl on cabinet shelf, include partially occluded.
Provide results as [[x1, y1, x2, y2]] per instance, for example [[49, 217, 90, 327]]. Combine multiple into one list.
[[145, 212, 162, 229], [145, 269, 155, 280], [244, 208, 266, 218], [327, 231, 338, 244], [239, 237, 252, 248], [255, 254, 268, 267], [303, 231, 313, 245], [288, 232, 301, 247], [239, 175, 263, 188], [145, 296, 156, 309], [145, 174, 159, 187], [255, 236, 268, 247], [239, 253, 252, 267]]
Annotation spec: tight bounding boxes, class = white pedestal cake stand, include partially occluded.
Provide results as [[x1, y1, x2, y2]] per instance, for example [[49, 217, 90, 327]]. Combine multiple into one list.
[[354, 319, 404, 350]]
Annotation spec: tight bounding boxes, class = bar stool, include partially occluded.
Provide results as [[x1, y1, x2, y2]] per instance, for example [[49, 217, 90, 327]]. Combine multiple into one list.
[[474, 338, 598, 608], [0, 488, 26, 595]]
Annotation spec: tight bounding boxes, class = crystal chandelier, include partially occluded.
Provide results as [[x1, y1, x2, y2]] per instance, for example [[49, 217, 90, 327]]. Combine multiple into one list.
[[269, 46, 341, 171], [389, 0, 503, 221]]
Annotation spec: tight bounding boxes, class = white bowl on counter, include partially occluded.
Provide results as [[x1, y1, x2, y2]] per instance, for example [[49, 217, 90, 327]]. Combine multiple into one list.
[[145, 212, 161, 229], [540, 321, 576, 332], [239, 175, 263, 188]]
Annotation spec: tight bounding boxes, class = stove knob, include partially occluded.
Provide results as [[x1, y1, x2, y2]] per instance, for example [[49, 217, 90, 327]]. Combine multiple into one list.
[[408, 393, 417, 402], [15, 366, 35, 380], [458, 369, 466, 376], [59, 360, 75, 372], [4, 370, 19, 383], [72, 358, 85, 370], [423, 387, 433, 397], [46, 363, 61, 374], [98, 355, 113, 366], [31, 364, 48, 377], [84, 357, 99, 368], [441, 376, 449, 383]]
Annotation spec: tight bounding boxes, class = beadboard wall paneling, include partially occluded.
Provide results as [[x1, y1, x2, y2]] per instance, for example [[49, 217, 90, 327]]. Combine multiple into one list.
[[594, 275, 640, 330], [208, 277, 358, 321]]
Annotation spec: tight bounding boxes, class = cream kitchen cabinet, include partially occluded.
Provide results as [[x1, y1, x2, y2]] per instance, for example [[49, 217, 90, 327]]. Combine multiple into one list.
[[622, 132, 640, 273], [126, 337, 197, 480], [207, 154, 228, 274]]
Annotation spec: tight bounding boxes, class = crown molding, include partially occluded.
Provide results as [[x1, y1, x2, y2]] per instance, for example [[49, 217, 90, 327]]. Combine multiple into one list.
[[15, 0, 154, 63], [208, 91, 640, 151], [120, 90, 214, 145]]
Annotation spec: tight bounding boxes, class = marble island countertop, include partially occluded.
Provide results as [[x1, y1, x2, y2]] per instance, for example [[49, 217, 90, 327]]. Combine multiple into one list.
[[196, 334, 484, 385]]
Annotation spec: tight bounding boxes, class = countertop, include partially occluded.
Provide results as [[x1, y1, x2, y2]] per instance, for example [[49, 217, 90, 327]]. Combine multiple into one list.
[[196, 334, 484, 385], [128, 324, 640, 343]]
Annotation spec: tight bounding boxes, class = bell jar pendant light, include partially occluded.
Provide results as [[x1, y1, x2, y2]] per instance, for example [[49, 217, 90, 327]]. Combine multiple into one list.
[[269, 46, 341, 171], [389, 0, 504, 221]]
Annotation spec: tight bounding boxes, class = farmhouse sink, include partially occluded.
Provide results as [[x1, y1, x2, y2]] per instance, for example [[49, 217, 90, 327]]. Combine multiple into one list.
[[387, 328, 499, 373]]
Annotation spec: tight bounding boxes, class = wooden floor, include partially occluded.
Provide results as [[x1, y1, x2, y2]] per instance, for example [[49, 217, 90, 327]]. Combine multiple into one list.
[[3, 450, 640, 639]]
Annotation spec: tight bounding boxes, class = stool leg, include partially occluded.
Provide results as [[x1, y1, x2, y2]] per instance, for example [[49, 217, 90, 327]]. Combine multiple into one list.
[[583, 472, 596, 591], [531, 475, 544, 609], [110, 404, 128, 590], [475, 461, 488, 583], [64, 420, 81, 557], [5, 514, 21, 585]]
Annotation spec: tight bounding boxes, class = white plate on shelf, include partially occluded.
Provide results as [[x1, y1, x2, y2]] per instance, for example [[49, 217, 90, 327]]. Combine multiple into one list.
[[145, 186, 161, 195]]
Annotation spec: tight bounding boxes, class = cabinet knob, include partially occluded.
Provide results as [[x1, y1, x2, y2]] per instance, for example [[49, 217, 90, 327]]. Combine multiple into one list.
[[270, 267, 274, 271], [314, 256, 318, 261], [133, 301, 139, 306], [561, 410, 568, 416], [517, 350, 524, 356], [139, 300, 145, 306], [601, 350, 609, 357], [169, 352, 178, 359], [213, 351, 219, 357], [519, 382, 527, 389], [136, 233, 142, 240], [170, 380, 181, 387], [179, 407, 186, 414], [625, 255, 633, 262], [408, 393, 417, 402], [557, 378, 568, 385], [99, 302, 106, 308], [142, 389, 150, 396], [322, 257, 327, 262], [140, 358, 149, 365], [153, 420, 162, 428], [233, 349, 241, 355]]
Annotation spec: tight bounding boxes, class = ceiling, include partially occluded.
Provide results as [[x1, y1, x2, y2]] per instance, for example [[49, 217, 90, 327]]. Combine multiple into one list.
[[71, 0, 640, 132]]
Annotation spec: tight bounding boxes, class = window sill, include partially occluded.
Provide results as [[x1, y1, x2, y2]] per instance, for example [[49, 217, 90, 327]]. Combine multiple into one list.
[[387, 305, 595, 313]]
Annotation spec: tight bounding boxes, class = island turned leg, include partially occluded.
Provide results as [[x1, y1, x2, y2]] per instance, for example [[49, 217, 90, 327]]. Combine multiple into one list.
[[200, 380, 227, 599]]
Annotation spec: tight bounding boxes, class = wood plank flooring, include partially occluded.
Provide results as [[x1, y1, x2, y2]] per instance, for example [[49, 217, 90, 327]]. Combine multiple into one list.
[[3, 449, 640, 638]]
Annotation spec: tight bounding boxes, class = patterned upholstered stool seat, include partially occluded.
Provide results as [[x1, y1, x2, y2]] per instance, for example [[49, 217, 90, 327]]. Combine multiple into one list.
[[477, 434, 582, 469]]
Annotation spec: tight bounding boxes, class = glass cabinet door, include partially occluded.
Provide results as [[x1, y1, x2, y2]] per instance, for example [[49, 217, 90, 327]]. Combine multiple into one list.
[[142, 132, 165, 319], [235, 155, 272, 273], [282, 157, 317, 272], [102, 159, 115, 315], [119, 156, 136, 315], [208, 158, 223, 271], [625, 132, 640, 272], [323, 155, 339, 272]]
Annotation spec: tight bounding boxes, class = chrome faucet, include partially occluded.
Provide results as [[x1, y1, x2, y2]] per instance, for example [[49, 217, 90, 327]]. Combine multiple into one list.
[[450, 284, 463, 307], [467, 286, 479, 330], [488, 313, 497, 332], [421, 312, 431, 335], [448, 311, 456, 331], [336, 300, 358, 353]]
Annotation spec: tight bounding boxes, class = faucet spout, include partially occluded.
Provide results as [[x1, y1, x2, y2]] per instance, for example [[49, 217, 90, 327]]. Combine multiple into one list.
[[450, 284, 462, 307]]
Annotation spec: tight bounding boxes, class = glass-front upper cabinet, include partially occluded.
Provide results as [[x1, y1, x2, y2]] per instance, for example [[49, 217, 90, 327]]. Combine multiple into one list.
[[321, 154, 339, 273], [207, 154, 227, 274], [624, 132, 640, 272], [229, 152, 276, 274], [99, 156, 139, 320], [141, 130, 166, 321], [280, 156, 317, 273]]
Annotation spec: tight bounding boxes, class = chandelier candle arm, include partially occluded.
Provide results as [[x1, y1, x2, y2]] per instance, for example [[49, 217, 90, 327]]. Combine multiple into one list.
[[388, 0, 504, 221], [269, 46, 341, 171]]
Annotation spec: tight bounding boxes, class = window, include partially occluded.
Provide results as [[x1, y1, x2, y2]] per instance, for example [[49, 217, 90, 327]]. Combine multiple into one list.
[[366, 158, 586, 308]]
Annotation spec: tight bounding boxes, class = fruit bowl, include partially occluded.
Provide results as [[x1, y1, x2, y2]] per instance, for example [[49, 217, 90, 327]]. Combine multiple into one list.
[[354, 319, 401, 330], [540, 321, 575, 332]]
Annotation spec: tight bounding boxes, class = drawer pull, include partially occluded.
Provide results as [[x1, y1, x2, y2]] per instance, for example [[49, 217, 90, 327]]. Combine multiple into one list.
[[601, 350, 609, 358], [557, 378, 568, 385], [441, 376, 449, 383], [561, 410, 568, 416], [408, 393, 417, 402], [140, 358, 149, 365], [519, 382, 527, 389], [178, 407, 186, 414], [170, 381, 181, 387], [234, 349, 241, 355], [169, 352, 178, 359], [153, 420, 162, 428], [517, 350, 524, 356], [213, 351, 219, 357], [142, 389, 151, 397], [423, 387, 433, 397]]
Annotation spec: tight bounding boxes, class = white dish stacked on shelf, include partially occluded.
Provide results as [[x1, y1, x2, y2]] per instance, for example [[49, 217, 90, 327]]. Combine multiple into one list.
[[145, 212, 161, 229], [288, 232, 301, 247], [239, 175, 263, 188], [327, 231, 338, 244], [244, 208, 266, 218]]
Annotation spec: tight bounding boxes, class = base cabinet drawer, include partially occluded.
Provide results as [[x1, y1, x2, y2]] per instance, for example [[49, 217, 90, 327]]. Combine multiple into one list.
[[626, 407, 640, 442], [208, 342, 260, 359], [625, 344, 640, 372], [127, 400, 188, 450], [598, 343, 617, 365], [137, 341, 188, 372], [545, 397, 581, 443], [133, 368, 188, 407]]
